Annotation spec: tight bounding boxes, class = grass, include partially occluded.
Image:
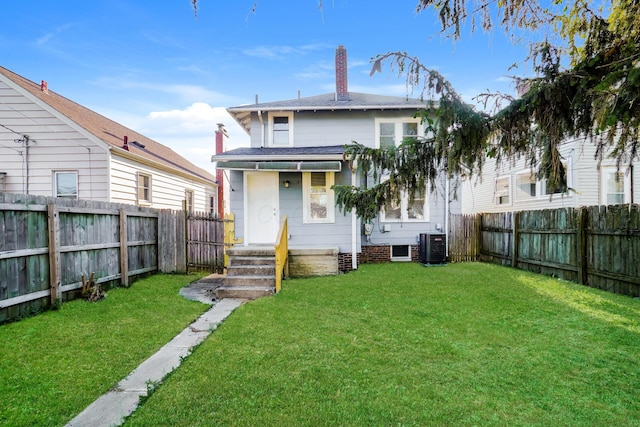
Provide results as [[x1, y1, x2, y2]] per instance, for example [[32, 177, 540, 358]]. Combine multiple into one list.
[[0, 273, 210, 427], [124, 263, 640, 426]]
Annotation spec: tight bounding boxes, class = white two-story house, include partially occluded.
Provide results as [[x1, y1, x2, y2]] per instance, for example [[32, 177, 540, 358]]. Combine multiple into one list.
[[213, 46, 457, 275]]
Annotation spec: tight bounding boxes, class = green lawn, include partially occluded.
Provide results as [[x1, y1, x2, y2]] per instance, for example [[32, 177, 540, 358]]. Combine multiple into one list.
[[124, 263, 640, 426], [0, 273, 209, 427]]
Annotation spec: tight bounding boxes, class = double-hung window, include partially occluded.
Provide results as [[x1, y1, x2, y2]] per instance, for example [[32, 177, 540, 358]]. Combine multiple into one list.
[[376, 118, 428, 222], [54, 171, 78, 198], [495, 176, 511, 205], [185, 189, 194, 213], [380, 175, 429, 222], [137, 172, 152, 205], [302, 172, 335, 223], [600, 166, 631, 205], [269, 112, 293, 146]]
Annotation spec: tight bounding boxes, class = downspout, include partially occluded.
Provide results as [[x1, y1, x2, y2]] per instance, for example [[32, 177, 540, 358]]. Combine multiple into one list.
[[445, 174, 450, 260], [351, 162, 358, 270], [258, 110, 265, 148]]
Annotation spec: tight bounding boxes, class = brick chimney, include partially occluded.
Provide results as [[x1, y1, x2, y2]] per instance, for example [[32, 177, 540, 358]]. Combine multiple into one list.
[[335, 45, 349, 101], [215, 123, 228, 218]]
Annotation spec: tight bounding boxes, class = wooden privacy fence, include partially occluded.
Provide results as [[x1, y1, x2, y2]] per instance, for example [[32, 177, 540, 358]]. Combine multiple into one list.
[[448, 204, 640, 297], [0, 193, 228, 323]]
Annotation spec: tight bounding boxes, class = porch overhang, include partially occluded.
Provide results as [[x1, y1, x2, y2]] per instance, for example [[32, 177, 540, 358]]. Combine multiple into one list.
[[215, 160, 342, 172]]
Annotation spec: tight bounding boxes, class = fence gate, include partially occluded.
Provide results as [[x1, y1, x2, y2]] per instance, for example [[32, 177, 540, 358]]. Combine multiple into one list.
[[186, 212, 226, 273]]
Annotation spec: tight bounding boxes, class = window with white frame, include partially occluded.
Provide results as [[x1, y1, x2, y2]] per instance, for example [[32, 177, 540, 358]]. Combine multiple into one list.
[[185, 189, 194, 212], [541, 162, 569, 196], [209, 196, 216, 215], [515, 172, 536, 201], [376, 118, 421, 149], [54, 171, 78, 198], [600, 166, 631, 205], [380, 175, 429, 222], [495, 176, 511, 205], [269, 112, 293, 146], [137, 172, 152, 204], [302, 172, 335, 223]]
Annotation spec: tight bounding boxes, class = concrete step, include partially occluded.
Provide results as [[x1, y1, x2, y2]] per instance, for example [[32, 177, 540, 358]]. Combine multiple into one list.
[[227, 264, 276, 277], [227, 247, 275, 257], [223, 275, 275, 288], [229, 256, 276, 267], [215, 286, 274, 300]]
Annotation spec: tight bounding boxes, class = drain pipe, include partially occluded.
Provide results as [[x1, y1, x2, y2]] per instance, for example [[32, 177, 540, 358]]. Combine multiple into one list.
[[445, 174, 450, 260]]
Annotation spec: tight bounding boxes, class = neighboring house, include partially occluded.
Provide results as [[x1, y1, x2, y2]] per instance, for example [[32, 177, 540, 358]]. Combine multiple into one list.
[[213, 46, 457, 274], [0, 66, 217, 212], [461, 136, 638, 214]]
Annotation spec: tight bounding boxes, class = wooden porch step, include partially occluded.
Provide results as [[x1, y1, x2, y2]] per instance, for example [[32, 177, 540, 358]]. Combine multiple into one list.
[[229, 256, 276, 267]]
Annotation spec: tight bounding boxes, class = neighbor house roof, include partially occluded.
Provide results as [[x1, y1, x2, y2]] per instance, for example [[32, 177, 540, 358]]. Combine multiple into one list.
[[227, 92, 434, 133], [0, 66, 216, 184]]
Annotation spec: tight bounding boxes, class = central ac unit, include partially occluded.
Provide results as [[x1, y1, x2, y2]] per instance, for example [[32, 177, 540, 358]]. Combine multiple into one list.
[[418, 233, 446, 264]]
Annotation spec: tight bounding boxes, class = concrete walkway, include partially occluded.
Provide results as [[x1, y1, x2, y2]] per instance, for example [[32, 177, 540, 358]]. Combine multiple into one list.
[[65, 297, 242, 427]]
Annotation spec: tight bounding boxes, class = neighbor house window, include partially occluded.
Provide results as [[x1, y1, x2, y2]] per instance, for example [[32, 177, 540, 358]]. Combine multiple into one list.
[[495, 176, 511, 205], [380, 176, 429, 222], [515, 172, 536, 201], [185, 189, 194, 212], [302, 172, 335, 223], [541, 162, 569, 196], [269, 112, 293, 146], [600, 166, 631, 205], [137, 172, 152, 204], [54, 171, 78, 198], [209, 196, 216, 215], [376, 118, 421, 149]]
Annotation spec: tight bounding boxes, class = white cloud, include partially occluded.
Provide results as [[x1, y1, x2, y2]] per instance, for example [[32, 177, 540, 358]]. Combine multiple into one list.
[[134, 103, 250, 173]]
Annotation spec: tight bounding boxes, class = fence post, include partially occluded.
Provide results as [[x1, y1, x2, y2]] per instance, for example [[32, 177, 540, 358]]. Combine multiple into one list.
[[576, 207, 588, 285], [47, 203, 61, 305], [183, 200, 189, 274], [475, 214, 482, 261], [512, 211, 520, 268], [119, 208, 129, 287]]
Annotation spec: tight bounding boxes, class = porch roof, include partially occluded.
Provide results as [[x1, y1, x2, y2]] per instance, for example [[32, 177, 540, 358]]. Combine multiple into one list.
[[212, 145, 346, 172]]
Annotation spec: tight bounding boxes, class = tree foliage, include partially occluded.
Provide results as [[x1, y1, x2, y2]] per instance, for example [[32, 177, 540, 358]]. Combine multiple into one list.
[[334, 0, 640, 221]]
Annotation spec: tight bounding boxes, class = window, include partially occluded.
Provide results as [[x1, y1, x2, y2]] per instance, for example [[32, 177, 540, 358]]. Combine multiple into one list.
[[495, 176, 511, 205], [391, 245, 411, 261], [54, 171, 78, 198], [209, 196, 216, 215], [381, 176, 429, 222], [515, 172, 536, 201], [269, 112, 293, 146], [185, 189, 194, 212], [137, 172, 152, 204], [601, 167, 631, 205], [302, 172, 335, 223], [541, 163, 568, 196], [376, 119, 421, 149]]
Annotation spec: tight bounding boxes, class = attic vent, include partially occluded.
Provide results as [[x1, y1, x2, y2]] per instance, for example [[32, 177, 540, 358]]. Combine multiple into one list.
[[131, 141, 146, 149]]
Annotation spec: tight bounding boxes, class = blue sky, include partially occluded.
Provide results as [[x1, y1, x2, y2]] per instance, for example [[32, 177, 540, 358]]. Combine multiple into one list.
[[1, 0, 531, 173]]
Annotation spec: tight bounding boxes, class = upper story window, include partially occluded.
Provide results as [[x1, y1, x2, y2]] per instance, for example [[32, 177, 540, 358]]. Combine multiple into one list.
[[600, 166, 631, 205], [269, 112, 294, 146], [495, 176, 511, 206], [302, 172, 335, 223], [376, 118, 421, 149], [137, 172, 152, 205], [209, 196, 216, 215], [54, 171, 78, 198]]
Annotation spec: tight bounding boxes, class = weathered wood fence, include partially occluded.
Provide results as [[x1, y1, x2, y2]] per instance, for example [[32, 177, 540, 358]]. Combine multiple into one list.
[[448, 204, 640, 297], [0, 193, 227, 323]]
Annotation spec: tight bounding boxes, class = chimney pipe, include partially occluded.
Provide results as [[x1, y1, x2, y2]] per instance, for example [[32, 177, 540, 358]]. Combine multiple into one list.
[[123, 135, 129, 151], [215, 124, 228, 218], [40, 80, 48, 94], [335, 45, 349, 101]]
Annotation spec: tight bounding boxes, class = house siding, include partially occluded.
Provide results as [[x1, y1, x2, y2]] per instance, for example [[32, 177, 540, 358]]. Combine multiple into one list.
[[461, 137, 639, 213], [0, 80, 110, 199], [110, 155, 215, 211]]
